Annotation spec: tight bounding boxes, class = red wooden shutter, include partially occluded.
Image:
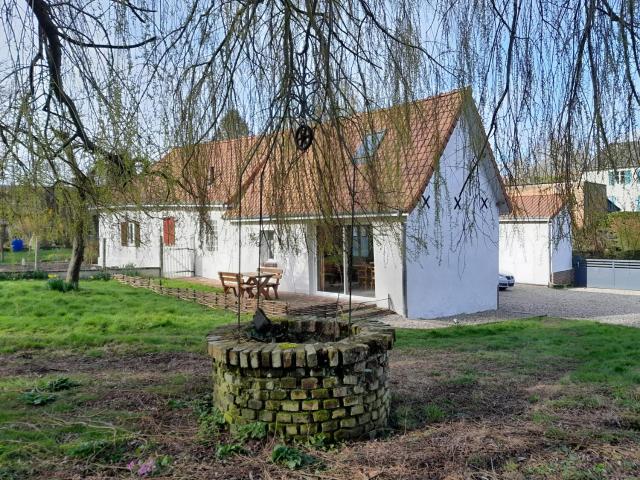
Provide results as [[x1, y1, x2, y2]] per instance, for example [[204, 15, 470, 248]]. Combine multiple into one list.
[[120, 222, 128, 246], [163, 217, 175, 246], [134, 222, 141, 247]]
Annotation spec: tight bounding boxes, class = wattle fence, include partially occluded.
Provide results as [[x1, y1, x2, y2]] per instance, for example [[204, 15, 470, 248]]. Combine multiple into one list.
[[113, 274, 288, 317]]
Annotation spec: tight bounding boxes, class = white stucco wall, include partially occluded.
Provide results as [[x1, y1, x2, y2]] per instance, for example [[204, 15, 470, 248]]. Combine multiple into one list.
[[499, 221, 551, 285], [499, 208, 573, 286], [404, 120, 501, 319], [372, 222, 405, 314], [550, 209, 573, 273], [98, 209, 201, 271], [584, 169, 640, 211]]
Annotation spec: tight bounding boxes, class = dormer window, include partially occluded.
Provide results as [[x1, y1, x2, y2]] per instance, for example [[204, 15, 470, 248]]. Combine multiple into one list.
[[354, 130, 386, 164]]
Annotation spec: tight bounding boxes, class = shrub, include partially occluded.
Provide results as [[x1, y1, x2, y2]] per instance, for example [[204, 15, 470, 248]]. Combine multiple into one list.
[[215, 443, 246, 459], [271, 445, 317, 470], [46, 377, 80, 392], [121, 263, 140, 276], [46, 278, 76, 292], [0, 270, 48, 281], [198, 408, 226, 441], [20, 390, 57, 406], [233, 422, 267, 443], [91, 271, 112, 281]]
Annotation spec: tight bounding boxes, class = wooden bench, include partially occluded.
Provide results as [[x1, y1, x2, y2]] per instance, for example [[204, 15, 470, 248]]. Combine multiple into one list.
[[219, 272, 253, 297], [258, 266, 283, 299]]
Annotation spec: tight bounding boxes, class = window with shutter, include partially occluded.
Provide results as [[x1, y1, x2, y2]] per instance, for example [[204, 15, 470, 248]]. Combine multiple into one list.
[[134, 222, 141, 247], [120, 222, 128, 246], [163, 217, 176, 246]]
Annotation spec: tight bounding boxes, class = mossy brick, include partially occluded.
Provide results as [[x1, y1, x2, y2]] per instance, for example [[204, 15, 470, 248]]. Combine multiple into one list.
[[321, 420, 339, 432], [239, 349, 250, 368], [295, 347, 306, 367], [358, 412, 372, 425], [241, 408, 257, 420], [276, 412, 292, 423], [250, 349, 260, 368], [332, 408, 347, 419], [367, 380, 379, 391], [286, 425, 298, 436], [301, 377, 319, 390], [291, 412, 311, 424], [228, 347, 242, 365], [342, 375, 358, 385], [343, 395, 362, 406], [265, 380, 275, 390], [327, 346, 339, 367], [271, 349, 282, 368], [291, 390, 308, 400], [299, 423, 319, 435], [282, 349, 294, 368], [261, 344, 275, 367], [265, 400, 281, 410], [353, 361, 366, 372], [270, 389, 287, 400], [312, 410, 330, 422], [224, 372, 235, 384], [323, 377, 338, 388], [252, 390, 269, 401], [235, 396, 248, 407], [333, 387, 350, 397], [310, 368, 326, 376], [259, 410, 274, 422], [311, 388, 329, 399], [350, 404, 365, 415], [281, 400, 300, 412], [340, 417, 357, 428], [371, 409, 379, 421], [302, 399, 320, 411], [247, 399, 263, 410], [304, 344, 318, 367], [353, 385, 365, 394], [323, 398, 340, 409], [281, 377, 297, 389]]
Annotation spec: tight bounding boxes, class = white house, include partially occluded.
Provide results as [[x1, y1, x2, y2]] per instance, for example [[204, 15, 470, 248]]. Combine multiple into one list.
[[99, 88, 510, 319], [584, 141, 640, 211], [499, 191, 573, 286]]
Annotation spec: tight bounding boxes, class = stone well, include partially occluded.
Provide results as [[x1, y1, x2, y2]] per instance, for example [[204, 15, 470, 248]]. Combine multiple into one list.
[[207, 317, 395, 442]]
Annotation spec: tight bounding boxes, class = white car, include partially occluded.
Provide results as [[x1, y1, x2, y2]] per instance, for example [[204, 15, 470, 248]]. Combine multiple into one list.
[[498, 273, 515, 290]]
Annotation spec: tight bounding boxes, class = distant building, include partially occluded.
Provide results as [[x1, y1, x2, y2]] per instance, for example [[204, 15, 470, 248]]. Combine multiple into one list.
[[584, 141, 640, 211]]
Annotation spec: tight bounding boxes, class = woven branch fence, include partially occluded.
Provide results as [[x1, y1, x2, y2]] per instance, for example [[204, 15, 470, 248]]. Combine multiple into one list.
[[113, 274, 289, 317]]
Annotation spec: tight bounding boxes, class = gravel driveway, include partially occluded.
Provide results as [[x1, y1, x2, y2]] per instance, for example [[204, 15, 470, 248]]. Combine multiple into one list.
[[384, 284, 640, 329]]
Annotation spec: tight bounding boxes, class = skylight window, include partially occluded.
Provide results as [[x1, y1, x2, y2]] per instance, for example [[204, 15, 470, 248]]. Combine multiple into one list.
[[354, 130, 386, 163]]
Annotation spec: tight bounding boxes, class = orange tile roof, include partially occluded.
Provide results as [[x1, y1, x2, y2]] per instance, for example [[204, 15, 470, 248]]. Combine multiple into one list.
[[156, 88, 508, 219], [505, 193, 565, 219], [227, 88, 504, 219]]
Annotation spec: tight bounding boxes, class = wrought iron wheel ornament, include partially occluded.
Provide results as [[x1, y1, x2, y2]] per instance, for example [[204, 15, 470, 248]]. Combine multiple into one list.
[[294, 123, 314, 151]]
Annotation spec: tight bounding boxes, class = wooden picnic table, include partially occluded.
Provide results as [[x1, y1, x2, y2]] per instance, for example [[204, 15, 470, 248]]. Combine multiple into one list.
[[242, 272, 275, 300]]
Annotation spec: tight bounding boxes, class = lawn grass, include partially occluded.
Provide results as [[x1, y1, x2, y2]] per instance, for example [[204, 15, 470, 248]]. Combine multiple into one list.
[[396, 317, 640, 387], [155, 277, 223, 293], [0, 247, 71, 264], [0, 279, 239, 354], [0, 281, 638, 478]]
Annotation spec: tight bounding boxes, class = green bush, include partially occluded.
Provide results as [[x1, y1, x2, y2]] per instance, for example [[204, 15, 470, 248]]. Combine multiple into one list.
[[423, 404, 446, 423], [215, 443, 246, 459], [121, 263, 140, 276], [233, 422, 268, 443], [67, 437, 132, 463], [46, 278, 76, 292], [46, 377, 80, 392], [271, 444, 317, 470], [0, 271, 48, 281], [91, 271, 112, 281], [20, 390, 57, 406]]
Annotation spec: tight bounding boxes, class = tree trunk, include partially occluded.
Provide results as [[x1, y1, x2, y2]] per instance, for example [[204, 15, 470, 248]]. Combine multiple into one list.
[[66, 218, 85, 287]]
